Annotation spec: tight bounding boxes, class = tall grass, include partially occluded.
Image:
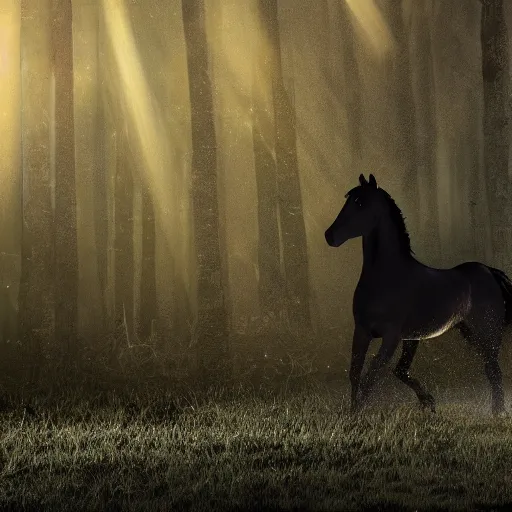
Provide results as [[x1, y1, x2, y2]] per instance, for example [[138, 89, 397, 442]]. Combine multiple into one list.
[[1, 380, 512, 511]]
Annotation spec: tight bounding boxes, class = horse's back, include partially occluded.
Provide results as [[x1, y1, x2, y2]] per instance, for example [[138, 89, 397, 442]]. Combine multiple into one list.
[[454, 261, 501, 296]]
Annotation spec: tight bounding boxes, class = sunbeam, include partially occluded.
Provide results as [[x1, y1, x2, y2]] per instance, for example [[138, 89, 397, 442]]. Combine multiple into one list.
[[343, 0, 394, 57], [101, 0, 179, 253], [0, 2, 21, 210]]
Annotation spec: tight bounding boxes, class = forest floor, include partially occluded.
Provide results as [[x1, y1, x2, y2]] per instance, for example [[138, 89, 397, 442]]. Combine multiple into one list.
[[0, 379, 512, 511]]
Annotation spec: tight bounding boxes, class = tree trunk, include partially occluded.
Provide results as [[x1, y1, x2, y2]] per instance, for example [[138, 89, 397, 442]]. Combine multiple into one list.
[[113, 125, 134, 363], [182, 0, 229, 381], [73, 0, 104, 344], [406, 0, 440, 261], [95, 4, 108, 338], [252, 2, 284, 334], [264, 0, 312, 333], [209, 0, 232, 336], [381, 0, 419, 245], [481, 0, 510, 272], [139, 181, 157, 341], [51, 0, 78, 363], [19, 0, 54, 383], [100, 12, 119, 335], [0, 1, 22, 354], [331, 0, 363, 168]]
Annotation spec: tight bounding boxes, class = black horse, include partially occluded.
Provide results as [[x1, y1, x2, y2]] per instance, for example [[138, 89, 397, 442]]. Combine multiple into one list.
[[325, 174, 512, 416]]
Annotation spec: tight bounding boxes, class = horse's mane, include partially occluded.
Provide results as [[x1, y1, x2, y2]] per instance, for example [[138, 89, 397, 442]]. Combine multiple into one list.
[[347, 186, 414, 256], [380, 189, 414, 256]]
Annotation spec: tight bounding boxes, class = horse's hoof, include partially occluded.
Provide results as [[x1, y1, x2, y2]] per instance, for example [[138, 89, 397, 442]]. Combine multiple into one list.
[[421, 403, 436, 414], [350, 398, 363, 415], [493, 409, 509, 419], [350, 404, 360, 415], [421, 395, 436, 413]]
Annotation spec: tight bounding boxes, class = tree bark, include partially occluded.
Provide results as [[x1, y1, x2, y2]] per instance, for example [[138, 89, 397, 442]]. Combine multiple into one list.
[[182, 0, 229, 381], [95, 4, 108, 338], [406, 0, 439, 261], [331, 0, 363, 168], [139, 181, 157, 341], [19, 0, 54, 383], [481, 0, 510, 271], [113, 125, 134, 362], [209, 0, 232, 336], [73, 0, 104, 343], [381, 0, 419, 246], [265, 0, 312, 333], [0, 1, 22, 353], [51, 0, 78, 362], [104, 102, 117, 333], [252, 2, 284, 332]]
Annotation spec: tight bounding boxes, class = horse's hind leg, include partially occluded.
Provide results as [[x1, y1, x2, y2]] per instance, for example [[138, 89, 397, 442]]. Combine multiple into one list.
[[483, 351, 505, 416], [393, 340, 436, 412], [459, 322, 505, 416]]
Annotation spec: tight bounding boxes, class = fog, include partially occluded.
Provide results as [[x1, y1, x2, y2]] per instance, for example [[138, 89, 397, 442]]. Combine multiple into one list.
[[1, 0, 512, 398]]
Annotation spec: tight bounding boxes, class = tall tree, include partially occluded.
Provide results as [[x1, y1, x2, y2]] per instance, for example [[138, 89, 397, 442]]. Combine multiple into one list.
[[330, 0, 363, 168], [120, 0, 157, 346], [51, 0, 79, 362], [405, 0, 440, 261], [94, 4, 109, 339], [113, 123, 134, 361], [263, 0, 312, 333], [0, 1, 22, 353], [139, 182, 157, 341], [209, 0, 232, 335], [381, 1, 419, 243], [99, 10, 119, 335], [252, 2, 284, 333], [19, 0, 55, 382], [480, 0, 510, 272], [73, 0, 104, 343], [104, 102, 117, 335], [182, 0, 229, 380]]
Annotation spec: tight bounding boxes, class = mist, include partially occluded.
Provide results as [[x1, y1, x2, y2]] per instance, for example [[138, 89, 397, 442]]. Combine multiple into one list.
[[3, 1, 512, 510], [0, 0, 510, 400]]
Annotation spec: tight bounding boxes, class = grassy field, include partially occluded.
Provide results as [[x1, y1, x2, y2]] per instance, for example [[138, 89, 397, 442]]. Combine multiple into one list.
[[1, 380, 512, 512]]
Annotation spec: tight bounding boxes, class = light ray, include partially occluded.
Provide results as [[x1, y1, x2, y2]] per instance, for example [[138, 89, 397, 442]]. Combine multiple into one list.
[[343, 0, 394, 57], [0, 1, 21, 268], [101, 0, 178, 249], [205, 0, 275, 154]]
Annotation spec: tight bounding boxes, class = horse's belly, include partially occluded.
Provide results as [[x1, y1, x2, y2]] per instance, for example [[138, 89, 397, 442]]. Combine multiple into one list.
[[356, 303, 463, 340], [402, 279, 471, 340], [354, 265, 473, 341], [402, 319, 458, 340], [402, 311, 464, 341]]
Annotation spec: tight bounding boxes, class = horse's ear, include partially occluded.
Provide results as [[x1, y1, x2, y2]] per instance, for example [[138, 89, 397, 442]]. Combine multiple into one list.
[[369, 174, 377, 188], [359, 174, 368, 186]]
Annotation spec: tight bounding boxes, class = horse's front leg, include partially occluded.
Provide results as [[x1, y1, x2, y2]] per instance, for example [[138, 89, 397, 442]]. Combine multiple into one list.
[[358, 330, 401, 408], [349, 324, 372, 413]]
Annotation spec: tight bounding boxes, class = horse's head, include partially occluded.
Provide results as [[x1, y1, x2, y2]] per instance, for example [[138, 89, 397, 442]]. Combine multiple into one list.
[[325, 173, 384, 247]]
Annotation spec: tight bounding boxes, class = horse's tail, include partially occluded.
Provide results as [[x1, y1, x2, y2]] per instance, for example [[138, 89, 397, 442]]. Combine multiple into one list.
[[488, 266, 512, 325]]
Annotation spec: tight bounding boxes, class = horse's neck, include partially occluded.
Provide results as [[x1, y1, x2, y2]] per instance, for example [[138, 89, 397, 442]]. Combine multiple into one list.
[[362, 218, 410, 271], [362, 231, 378, 269]]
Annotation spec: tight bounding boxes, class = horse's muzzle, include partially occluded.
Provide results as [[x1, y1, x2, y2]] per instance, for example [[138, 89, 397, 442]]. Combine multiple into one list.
[[325, 229, 334, 246]]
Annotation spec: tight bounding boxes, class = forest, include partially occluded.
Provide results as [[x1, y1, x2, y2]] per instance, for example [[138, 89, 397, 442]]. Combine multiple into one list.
[[3, 1, 512, 510], [0, 0, 511, 392]]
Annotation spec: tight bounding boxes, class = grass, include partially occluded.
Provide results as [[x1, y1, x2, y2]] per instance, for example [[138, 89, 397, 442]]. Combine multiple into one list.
[[1, 380, 512, 511]]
